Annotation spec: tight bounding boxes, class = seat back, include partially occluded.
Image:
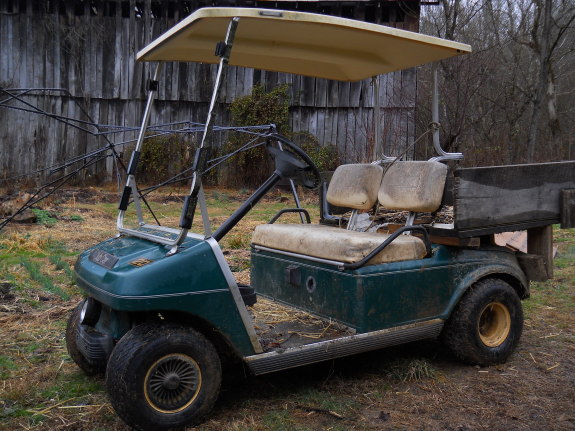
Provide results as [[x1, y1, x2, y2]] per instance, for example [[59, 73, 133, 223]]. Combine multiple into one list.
[[326, 164, 384, 210], [378, 161, 447, 213]]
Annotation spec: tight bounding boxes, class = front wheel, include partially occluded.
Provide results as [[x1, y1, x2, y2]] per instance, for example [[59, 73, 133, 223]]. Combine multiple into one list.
[[441, 278, 523, 366], [105, 323, 221, 431]]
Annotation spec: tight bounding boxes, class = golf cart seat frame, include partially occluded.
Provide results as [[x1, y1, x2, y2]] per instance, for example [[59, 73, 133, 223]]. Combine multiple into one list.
[[251, 160, 448, 267]]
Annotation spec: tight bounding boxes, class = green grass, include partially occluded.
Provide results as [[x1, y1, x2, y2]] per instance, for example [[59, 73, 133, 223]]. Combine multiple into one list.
[[31, 209, 58, 227], [0, 237, 75, 304], [262, 410, 297, 431], [222, 232, 251, 250], [101, 187, 321, 235], [48, 255, 75, 280], [39, 374, 104, 401], [20, 258, 70, 300], [0, 355, 18, 379], [294, 387, 358, 415]]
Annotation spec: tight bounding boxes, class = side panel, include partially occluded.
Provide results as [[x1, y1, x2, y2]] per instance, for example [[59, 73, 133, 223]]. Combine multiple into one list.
[[454, 161, 575, 236], [251, 253, 365, 329], [75, 236, 258, 356], [251, 245, 527, 333]]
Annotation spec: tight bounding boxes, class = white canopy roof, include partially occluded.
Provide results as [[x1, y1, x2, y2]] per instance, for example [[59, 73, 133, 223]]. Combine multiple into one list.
[[137, 7, 471, 82]]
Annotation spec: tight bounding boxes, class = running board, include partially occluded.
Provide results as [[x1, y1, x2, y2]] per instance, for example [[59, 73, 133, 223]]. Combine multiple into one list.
[[245, 319, 444, 375]]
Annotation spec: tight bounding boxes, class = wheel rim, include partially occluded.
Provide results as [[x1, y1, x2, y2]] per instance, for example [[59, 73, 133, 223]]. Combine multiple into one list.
[[478, 302, 511, 347], [144, 353, 202, 414]]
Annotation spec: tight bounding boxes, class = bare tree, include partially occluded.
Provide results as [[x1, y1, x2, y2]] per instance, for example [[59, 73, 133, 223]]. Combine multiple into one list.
[[418, 0, 575, 165], [523, 0, 575, 161]]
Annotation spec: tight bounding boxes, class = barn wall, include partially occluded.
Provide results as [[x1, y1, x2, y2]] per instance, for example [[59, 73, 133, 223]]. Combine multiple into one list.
[[0, 0, 420, 181]]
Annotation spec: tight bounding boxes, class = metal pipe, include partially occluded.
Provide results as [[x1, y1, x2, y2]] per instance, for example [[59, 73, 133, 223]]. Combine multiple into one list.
[[429, 63, 463, 162], [134, 63, 163, 153], [169, 17, 241, 253], [117, 62, 163, 230], [432, 63, 441, 156], [212, 172, 282, 241], [373, 75, 380, 161]]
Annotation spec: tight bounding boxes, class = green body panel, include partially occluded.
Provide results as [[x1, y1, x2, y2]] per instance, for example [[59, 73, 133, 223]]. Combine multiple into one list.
[[251, 244, 528, 333], [74, 235, 257, 356]]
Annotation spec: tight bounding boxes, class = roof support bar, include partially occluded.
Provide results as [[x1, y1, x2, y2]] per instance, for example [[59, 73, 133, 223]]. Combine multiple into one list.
[[117, 63, 163, 231], [116, 17, 241, 253], [430, 63, 463, 162], [167, 16, 241, 255]]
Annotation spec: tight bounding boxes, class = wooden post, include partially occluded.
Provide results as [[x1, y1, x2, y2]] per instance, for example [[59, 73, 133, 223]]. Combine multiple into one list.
[[561, 189, 575, 228], [526, 225, 554, 281]]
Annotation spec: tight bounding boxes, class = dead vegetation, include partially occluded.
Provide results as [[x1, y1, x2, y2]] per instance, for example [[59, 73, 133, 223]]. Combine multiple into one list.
[[0, 187, 573, 431], [250, 298, 355, 351]]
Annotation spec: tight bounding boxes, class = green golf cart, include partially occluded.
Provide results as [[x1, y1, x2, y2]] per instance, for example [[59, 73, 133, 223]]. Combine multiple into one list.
[[66, 7, 575, 431]]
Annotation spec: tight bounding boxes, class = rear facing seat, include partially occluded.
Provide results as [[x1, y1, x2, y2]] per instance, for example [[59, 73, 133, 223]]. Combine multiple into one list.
[[251, 161, 447, 266]]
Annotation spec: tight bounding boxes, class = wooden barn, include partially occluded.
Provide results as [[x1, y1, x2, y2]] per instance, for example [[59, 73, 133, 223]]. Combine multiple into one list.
[[0, 0, 422, 182]]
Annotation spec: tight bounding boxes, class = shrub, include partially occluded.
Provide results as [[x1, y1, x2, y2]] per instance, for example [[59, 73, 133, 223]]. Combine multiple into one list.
[[290, 131, 340, 172], [126, 133, 192, 185], [223, 84, 290, 188]]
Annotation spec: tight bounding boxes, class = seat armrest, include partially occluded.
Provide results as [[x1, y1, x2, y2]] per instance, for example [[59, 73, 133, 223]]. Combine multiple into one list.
[[341, 225, 432, 270], [269, 208, 311, 224]]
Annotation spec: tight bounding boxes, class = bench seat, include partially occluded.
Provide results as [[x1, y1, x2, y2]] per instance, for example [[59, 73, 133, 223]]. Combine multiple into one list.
[[252, 223, 427, 265]]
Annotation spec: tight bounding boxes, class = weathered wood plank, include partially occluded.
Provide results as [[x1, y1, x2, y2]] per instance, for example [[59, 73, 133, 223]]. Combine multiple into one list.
[[527, 225, 554, 280], [243, 68, 254, 98], [337, 81, 350, 110], [0, 1, 418, 180], [315, 109, 326, 146], [561, 189, 575, 228], [177, 62, 188, 103], [516, 254, 549, 282], [0, 17, 5, 84], [113, 6, 122, 99], [454, 161, 575, 232], [349, 81, 362, 107], [326, 79, 339, 108], [133, 19, 144, 99], [314, 79, 327, 108], [308, 109, 318, 142], [300, 76, 315, 107]]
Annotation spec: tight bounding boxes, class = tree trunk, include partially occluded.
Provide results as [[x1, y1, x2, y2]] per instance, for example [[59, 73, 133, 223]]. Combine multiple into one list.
[[526, 0, 552, 163]]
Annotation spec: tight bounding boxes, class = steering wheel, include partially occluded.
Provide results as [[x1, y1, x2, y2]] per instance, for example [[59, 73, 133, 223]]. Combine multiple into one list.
[[266, 134, 321, 189]]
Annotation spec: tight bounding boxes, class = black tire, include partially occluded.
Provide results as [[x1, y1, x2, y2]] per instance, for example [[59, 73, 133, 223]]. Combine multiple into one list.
[[441, 278, 523, 366], [65, 300, 105, 376], [105, 323, 222, 431]]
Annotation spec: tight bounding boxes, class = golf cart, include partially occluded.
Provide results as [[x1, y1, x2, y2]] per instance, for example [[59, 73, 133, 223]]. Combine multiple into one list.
[[66, 7, 575, 431]]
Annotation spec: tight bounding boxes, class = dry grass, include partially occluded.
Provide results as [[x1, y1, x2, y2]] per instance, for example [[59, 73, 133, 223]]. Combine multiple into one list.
[[250, 298, 354, 347], [0, 232, 53, 254], [0, 187, 573, 431]]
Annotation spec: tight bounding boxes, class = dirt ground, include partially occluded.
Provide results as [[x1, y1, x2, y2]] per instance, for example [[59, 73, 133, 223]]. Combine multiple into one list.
[[0, 187, 573, 431]]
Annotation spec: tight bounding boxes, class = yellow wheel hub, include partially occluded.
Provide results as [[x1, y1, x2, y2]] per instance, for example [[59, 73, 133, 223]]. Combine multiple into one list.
[[478, 302, 511, 347], [144, 353, 202, 414]]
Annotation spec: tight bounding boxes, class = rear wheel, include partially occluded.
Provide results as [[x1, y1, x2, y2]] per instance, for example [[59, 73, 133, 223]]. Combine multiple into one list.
[[65, 300, 104, 376], [105, 323, 221, 431], [441, 278, 523, 366]]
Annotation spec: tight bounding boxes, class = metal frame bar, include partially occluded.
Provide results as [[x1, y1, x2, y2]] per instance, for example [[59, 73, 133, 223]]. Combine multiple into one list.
[[116, 17, 241, 252], [117, 63, 163, 233], [245, 319, 444, 375], [429, 63, 463, 162]]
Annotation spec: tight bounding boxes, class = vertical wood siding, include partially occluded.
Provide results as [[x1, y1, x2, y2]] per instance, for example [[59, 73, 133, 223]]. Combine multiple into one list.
[[0, 0, 419, 181]]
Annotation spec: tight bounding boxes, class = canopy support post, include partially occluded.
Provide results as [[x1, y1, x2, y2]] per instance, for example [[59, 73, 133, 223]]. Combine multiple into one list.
[[168, 16, 241, 254], [430, 63, 463, 162], [117, 62, 163, 230]]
